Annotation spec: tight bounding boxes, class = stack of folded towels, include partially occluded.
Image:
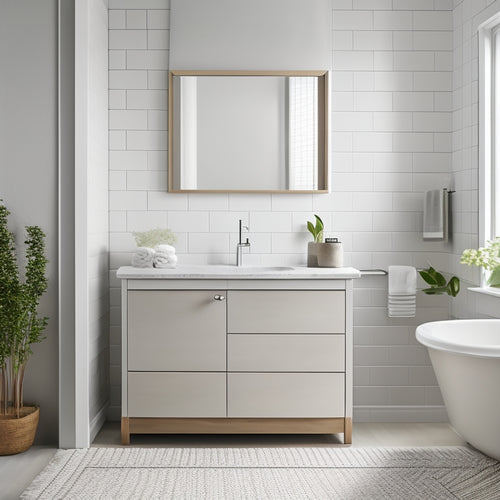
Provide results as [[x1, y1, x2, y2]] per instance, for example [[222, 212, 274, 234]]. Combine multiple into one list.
[[131, 245, 178, 269], [153, 244, 178, 269], [388, 265, 416, 318], [131, 247, 155, 268]]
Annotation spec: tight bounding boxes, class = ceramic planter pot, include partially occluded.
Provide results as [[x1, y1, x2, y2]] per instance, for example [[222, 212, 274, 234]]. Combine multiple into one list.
[[0, 406, 39, 455], [317, 239, 343, 268], [307, 242, 323, 267]]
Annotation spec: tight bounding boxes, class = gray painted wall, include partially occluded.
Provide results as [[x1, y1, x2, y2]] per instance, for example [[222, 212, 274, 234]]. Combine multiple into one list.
[[0, 0, 59, 444]]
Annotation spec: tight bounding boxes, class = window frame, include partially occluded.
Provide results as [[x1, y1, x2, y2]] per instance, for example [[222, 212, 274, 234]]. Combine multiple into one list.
[[478, 14, 500, 286]]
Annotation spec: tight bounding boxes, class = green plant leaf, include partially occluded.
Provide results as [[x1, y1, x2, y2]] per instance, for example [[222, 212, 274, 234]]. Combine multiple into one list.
[[427, 267, 445, 286], [419, 270, 438, 286], [434, 271, 447, 287], [422, 286, 448, 295], [447, 276, 460, 297], [314, 215, 324, 241], [307, 214, 325, 243], [425, 266, 437, 279], [314, 214, 324, 231]]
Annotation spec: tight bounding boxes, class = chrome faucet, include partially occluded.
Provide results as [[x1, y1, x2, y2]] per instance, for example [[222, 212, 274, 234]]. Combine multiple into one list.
[[236, 219, 250, 266]]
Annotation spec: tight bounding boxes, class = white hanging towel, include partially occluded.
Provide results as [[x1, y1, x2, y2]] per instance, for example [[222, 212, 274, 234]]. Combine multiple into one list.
[[423, 188, 448, 241], [388, 265, 417, 318], [388, 265, 417, 295]]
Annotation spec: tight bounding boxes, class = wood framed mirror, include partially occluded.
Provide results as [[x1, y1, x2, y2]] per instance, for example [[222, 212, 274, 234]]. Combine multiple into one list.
[[168, 70, 329, 193]]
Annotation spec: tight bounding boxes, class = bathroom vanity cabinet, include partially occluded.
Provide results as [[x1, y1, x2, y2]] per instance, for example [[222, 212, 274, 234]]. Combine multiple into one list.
[[117, 266, 359, 445]]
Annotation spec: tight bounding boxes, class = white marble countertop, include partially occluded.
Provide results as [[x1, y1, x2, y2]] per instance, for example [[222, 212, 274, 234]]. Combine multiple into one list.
[[117, 265, 361, 280]]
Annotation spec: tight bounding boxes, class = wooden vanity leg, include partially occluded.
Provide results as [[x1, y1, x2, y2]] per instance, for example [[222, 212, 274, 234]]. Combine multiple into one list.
[[344, 417, 352, 444], [121, 417, 130, 445]]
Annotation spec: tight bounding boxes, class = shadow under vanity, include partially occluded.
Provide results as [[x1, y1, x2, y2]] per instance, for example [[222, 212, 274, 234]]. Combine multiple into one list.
[[117, 265, 359, 445]]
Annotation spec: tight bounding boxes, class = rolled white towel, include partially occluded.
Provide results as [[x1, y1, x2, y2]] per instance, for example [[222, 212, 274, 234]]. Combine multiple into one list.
[[154, 252, 178, 269], [131, 247, 155, 268], [154, 244, 176, 255]]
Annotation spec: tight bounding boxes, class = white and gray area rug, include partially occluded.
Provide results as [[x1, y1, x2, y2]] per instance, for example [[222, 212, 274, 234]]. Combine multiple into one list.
[[22, 446, 500, 499]]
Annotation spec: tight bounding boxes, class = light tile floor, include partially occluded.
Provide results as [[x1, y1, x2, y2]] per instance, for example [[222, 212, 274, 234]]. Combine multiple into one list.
[[1, 422, 467, 499], [0, 446, 56, 500]]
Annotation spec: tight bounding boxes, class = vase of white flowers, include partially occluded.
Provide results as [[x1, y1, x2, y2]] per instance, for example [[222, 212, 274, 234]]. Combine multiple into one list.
[[461, 237, 500, 287]]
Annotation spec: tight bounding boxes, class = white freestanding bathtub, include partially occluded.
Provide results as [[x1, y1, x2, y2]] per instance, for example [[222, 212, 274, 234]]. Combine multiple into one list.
[[416, 320, 500, 460]]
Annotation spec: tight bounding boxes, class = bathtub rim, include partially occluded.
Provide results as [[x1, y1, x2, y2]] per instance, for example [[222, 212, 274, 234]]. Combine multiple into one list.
[[416, 319, 500, 358]]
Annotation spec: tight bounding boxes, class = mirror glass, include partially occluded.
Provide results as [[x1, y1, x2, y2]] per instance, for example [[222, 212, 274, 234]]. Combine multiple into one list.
[[168, 71, 328, 193]]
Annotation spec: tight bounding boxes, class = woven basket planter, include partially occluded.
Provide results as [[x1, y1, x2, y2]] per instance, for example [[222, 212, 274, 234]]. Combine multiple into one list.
[[0, 406, 39, 455]]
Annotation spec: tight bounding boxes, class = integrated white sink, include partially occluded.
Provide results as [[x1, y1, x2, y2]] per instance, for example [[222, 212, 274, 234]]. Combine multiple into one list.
[[226, 266, 295, 273], [177, 265, 295, 274]]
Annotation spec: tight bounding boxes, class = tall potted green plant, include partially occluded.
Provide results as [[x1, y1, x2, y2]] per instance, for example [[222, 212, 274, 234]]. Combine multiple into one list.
[[0, 201, 48, 455], [306, 214, 324, 267]]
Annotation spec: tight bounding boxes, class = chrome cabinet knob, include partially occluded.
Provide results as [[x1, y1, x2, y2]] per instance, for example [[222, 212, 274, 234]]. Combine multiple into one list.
[[214, 294, 225, 301]]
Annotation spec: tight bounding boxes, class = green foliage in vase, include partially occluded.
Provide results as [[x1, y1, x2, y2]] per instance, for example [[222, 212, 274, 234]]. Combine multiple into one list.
[[461, 237, 500, 287], [307, 214, 324, 243], [0, 201, 48, 417], [419, 266, 460, 297], [132, 228, 177, 248]]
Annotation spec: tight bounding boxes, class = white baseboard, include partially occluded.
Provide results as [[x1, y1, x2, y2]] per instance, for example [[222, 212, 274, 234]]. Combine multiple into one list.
[[354, 405, 449, 423], [90, 401, 109, 443]]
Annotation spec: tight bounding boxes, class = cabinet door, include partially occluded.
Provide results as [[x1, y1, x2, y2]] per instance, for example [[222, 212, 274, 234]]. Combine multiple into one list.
[[128, 372, 226, 417], [227, 290, 345, 334], [128, 290, 226, 371], [227, 373, 345, 417]]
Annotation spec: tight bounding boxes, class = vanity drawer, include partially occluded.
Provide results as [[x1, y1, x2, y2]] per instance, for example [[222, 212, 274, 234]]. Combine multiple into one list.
[[128, 290, 226, 371], [227, 373, 345, 418], [227, 290, 345, 334], [227, 334, 345, 372], [128, 372, 226, 417]]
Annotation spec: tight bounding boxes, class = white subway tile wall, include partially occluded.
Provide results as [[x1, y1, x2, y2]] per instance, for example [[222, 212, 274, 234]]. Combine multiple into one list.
[[450, 0, 485, 298], [108, 0, 454, 422], [451, 0, 500, 324]]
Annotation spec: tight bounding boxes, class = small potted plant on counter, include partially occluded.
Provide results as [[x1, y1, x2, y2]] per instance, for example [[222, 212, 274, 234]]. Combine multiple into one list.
[[0, 201, 48, 455], [307, 214, 324, 267], [306, 214, 344, 268]]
